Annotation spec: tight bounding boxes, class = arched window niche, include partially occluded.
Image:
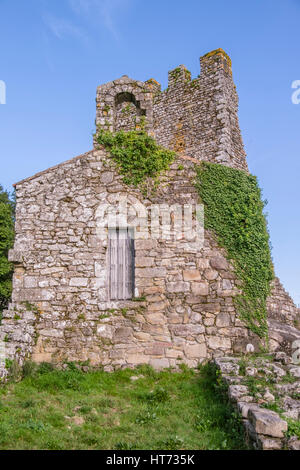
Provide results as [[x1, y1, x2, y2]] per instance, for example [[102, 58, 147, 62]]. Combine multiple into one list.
[[114, 92, 146, 132]]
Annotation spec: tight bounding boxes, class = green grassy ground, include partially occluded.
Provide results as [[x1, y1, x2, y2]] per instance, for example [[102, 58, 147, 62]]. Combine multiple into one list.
[[0, 363, 247, 450]]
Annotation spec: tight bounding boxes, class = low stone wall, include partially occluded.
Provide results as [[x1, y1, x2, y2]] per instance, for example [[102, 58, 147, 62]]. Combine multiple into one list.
[[214, 354, 300, 450]]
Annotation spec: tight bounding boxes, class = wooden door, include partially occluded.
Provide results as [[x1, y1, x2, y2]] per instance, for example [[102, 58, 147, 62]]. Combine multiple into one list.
[[109, 228, 134, 300]]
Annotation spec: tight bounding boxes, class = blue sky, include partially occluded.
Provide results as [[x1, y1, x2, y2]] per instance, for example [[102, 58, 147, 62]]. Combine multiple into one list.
[[0, 0, 299, 303]]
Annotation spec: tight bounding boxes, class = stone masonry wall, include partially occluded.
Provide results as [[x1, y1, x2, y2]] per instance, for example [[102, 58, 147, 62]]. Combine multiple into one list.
[[0, 148, 258, 372]]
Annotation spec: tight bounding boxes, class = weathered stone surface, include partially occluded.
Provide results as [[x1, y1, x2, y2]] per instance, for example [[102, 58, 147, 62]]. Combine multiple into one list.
[[96, 325, 113, 339], [203, 269, 218, 281], [146, 313, 167, 325], [114, 327, 132, 340], [216, 313, 230, 327], [183, 270, 201, 281], [228, 385, 249, 401], [215, 358, 239, 375], [287, 437, 300, 450], [263, 391, 275, 402], [248, 409, 288, 438], [126, 353, 148, 365], [237, 402, 261, 419], [191, 282, 209, 296], [289, 367, 300, 378], [166, 282, 189, 293], [149, 358, 170, 369], [184, 342, 207, 358], [267, 277, 300, 328], [100, 171, 114, 184], [257, 436, 283, 450], [135, 257, 155, 267], [268, 320, 300, 354], [210, 256, 228, 271], [207, 336, 231, 350], [70, 278, 88, 287]]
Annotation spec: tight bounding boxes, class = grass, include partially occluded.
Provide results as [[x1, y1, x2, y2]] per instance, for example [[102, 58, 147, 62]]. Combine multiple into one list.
[[0, 363, 247, 450]]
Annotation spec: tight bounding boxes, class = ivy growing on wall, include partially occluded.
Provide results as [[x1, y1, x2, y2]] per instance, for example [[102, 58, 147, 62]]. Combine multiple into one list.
[[195, 162, 274, 340], [97, 127, 273, 340], [96, 129, 175, 188]]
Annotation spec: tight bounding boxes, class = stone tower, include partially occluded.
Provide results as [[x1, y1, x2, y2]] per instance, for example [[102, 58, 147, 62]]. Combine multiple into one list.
[[95, 48, 247, 171]]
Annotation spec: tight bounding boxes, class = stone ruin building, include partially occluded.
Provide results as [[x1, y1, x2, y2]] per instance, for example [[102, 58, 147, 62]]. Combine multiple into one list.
[[1, 48, 299, 374]]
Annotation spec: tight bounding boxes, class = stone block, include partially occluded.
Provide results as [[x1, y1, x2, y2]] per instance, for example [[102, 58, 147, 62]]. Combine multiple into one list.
[[287, 437, 300, 450], [210, 256, 228, 270], [183, 270, 201, 281], [149, 301, 167, 312], [191, 282, 209, 296], [216, 313, 230, 327], [135, 239, 157, 250], [166, 281, 190, 293], [237, 402, 261, 419], [134, 332, 151, 341], [97, 324, 113, 339], [114, 327, 132, 340], [8, 249, 23, 263], [257, 435, 283, 450], [24, 276, 38, 288], [100, 171, 114, 184], [31, 352, 54, 363], [146, 313, 167, 325], [204, 268, 218, 280], [166, 348, 184, 358], [184, 342, 207, 358], [228, 385, 249, 401], [198, 303, 221, 313], [207, 336, 231, 350], [289, 367, 300, 378], [39, 329, 64, 338], [126, 353, 149, 365], [70, 278, 88, 287], [136, 267, 166, 278], [248, 409, 288, 438], [149, 358, 170, 369], [135, 257, 155, 267]]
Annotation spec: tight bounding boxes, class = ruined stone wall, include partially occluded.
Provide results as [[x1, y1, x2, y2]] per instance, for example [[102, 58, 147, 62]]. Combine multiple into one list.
[[95, 49, 248, 172], [267, 277, 300, 328], [0, 149, 256, 371], [215, 354, 300, 450]]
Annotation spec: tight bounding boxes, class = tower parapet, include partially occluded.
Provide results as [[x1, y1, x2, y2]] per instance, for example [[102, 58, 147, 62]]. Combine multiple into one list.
[[95, 49, 248, 172]]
